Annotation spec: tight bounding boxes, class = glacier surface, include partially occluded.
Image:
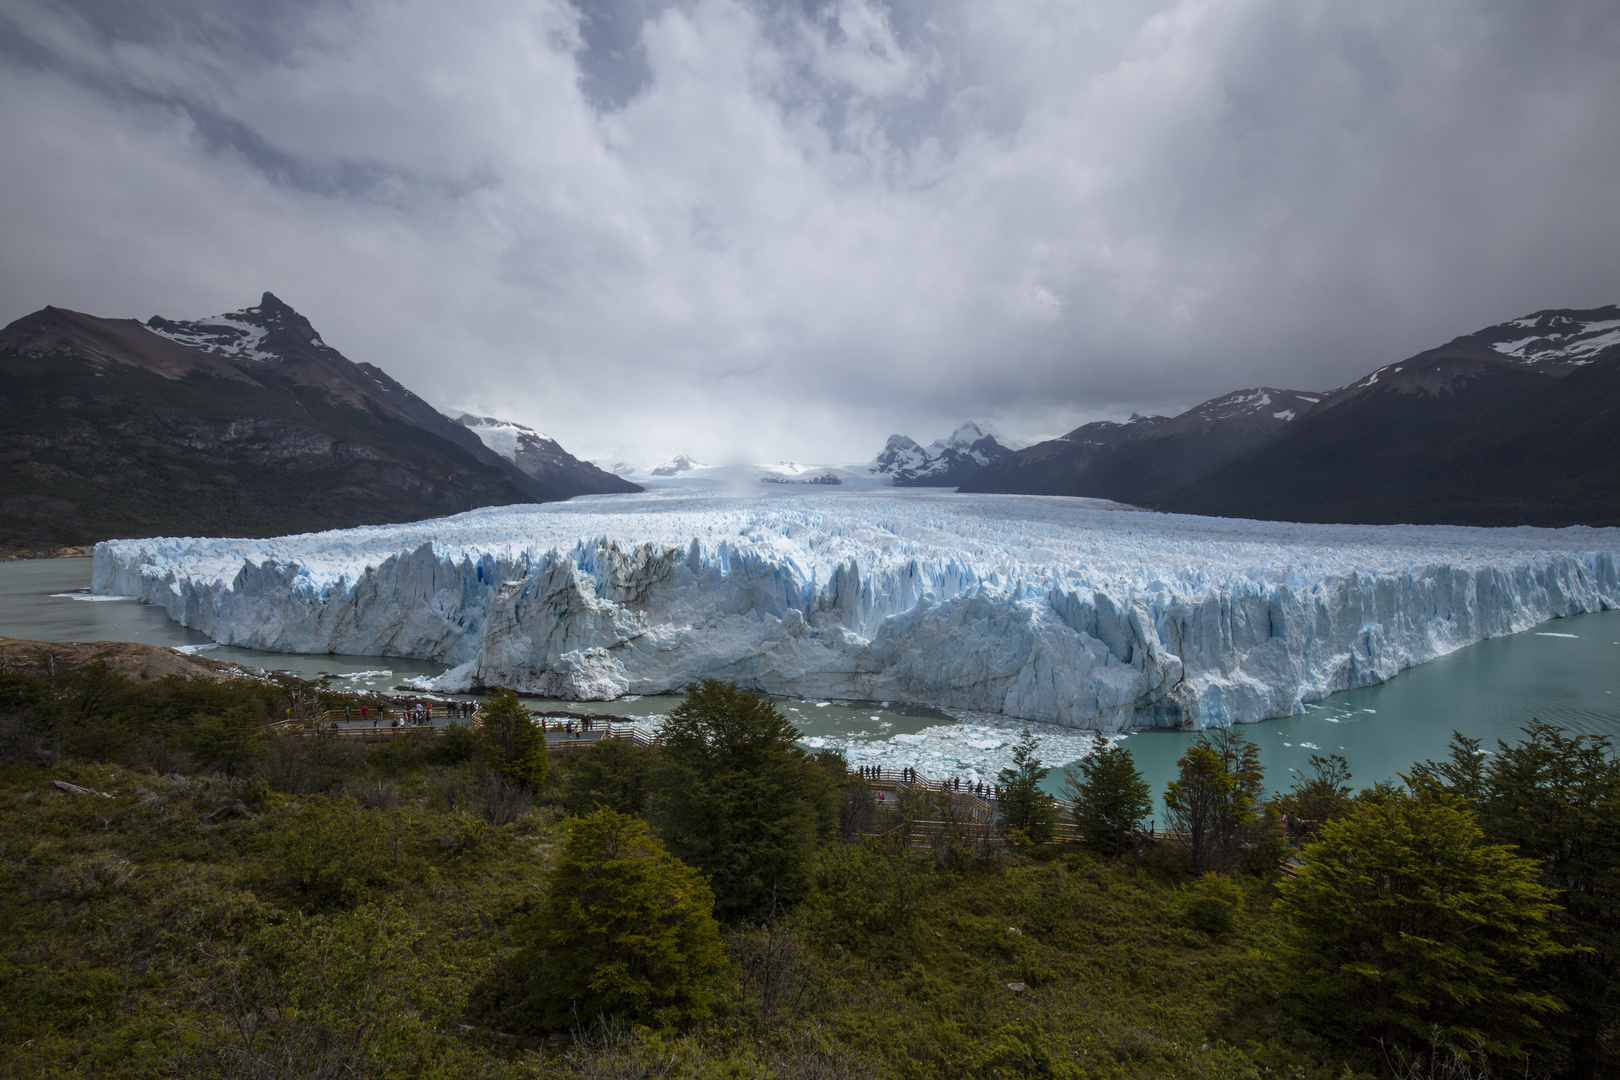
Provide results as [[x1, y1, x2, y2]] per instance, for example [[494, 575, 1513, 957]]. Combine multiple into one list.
[[92, 490, 1620, 731]]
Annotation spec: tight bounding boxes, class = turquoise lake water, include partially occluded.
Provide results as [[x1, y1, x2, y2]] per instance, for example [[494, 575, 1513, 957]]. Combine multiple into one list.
[[4, 556, 1616, 805]]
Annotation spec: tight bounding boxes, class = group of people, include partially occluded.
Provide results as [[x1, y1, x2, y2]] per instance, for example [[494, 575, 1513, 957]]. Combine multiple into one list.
[[370, 699, 478, 729], [540, 714, 598, 738], [853, 763, 1000, 799]]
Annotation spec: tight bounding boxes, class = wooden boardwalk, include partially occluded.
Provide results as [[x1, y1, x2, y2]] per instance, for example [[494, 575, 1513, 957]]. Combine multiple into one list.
[[272, 706, 657, 749]]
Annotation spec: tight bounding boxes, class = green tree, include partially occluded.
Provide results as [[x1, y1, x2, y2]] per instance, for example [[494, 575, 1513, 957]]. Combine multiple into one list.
[[1274, 781, 1567, 1062], [1163, 726, 1266, 871], [1465, 722, 1620, 1077], [188, 705, 267, 777], [1062, 732, 1151, 856], [562, 737, 660, 817], [1274, 753, 1355, 843], [655, 680, 834, 920], [997, 728, 1059, 845], [479, 690, 547, 790], [502, 809, 724, 1030]]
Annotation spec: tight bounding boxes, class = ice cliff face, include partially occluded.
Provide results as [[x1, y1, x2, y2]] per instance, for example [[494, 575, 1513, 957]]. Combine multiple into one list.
[[92, 491, 1620, 731]]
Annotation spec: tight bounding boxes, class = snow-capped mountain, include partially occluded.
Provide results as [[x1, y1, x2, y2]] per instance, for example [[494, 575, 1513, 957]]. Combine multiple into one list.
[[869, 421, 1014, 486], [96, 490, 1620, 728], [458, 415, 639, 497], [1470, 306, 1620, 373], [1153, 305, 1620, 527], [962, 389, 1324, 501], [0, 296, 549, 547], [651, 454, 705, 477]]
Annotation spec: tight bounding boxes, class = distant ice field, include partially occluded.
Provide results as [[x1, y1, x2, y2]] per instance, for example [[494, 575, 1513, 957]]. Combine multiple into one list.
[[94, 489, 1620, 730]]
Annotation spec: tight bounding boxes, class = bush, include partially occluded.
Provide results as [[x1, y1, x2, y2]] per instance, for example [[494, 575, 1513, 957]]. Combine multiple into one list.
[[490, 809, 724, 1032], [561, 737, 658, 817], [1274, 782, 1567, 1062], [1179, 872, 1245, 936], [274, 798, 397, 911]]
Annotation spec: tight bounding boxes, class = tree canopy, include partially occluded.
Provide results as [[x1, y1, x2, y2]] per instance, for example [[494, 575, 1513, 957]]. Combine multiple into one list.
[[654, 680, 835, 920], [501, 809, 724, 1031], [479, 689, 547, 790], [1062, 732, 1151, 856], [998, 728, 1059, 845], [1274, 781, 1567, 1062]]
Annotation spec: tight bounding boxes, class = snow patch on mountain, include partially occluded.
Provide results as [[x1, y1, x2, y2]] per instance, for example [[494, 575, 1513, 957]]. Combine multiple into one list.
[[93, 490, 1620, 732], [147, 312, 277, 361], [457, 414, 558, 462], [1472, 306, 1620, 370]]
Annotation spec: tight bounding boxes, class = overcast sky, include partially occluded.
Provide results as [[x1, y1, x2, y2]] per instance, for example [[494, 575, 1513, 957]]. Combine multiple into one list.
[[2, 0, 1617, 464]]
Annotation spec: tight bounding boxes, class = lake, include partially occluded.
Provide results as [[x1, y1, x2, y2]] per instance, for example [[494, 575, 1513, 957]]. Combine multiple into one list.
[[4, 556, 1617, 806]]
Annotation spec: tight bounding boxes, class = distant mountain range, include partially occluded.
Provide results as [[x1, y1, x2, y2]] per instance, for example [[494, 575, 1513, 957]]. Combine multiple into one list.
[[870, 421, 1014, 486], [0, 293, 635, 550], [962, 306, 1620, 527], [960, 389, 1324, 502]]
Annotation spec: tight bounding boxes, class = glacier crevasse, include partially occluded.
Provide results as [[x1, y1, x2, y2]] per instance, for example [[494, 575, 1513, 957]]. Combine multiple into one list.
[[92, 491, 1620, 730]]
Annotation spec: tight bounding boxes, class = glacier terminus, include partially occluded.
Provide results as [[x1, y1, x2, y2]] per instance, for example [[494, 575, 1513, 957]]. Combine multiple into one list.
[[92, 490, 1620, 731]]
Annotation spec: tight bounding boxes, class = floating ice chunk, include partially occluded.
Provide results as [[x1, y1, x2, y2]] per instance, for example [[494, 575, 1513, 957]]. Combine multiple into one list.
[[1535, 632, 1579, 638], [402, 661, 477, 693]]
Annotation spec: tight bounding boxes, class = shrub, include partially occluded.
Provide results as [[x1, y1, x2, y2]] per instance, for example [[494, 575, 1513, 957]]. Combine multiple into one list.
[[493, 809, 724, 1031], [274, 798, 396, 911], [1179, 872, 1245, 936]]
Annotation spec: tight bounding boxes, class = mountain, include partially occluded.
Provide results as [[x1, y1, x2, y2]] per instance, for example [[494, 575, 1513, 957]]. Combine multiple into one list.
[[457, 415, 639, 497], [1, 294, 592, 550], [650, 454, 704, 477], [959, 389, 1324, 500], [1149, 306, 1620, 527], [869, 422, 1014, 486]]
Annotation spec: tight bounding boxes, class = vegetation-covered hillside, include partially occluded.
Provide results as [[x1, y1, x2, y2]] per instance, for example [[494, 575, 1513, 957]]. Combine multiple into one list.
[[1, 661, 1614, 1078]]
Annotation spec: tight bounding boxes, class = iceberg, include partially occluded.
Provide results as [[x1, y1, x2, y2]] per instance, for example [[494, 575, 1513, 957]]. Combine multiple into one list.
[[92, 489, 1620, 731]]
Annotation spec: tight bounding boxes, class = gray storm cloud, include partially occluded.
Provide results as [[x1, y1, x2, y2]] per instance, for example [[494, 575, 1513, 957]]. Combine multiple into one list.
[[0, 0, 1617, 462]]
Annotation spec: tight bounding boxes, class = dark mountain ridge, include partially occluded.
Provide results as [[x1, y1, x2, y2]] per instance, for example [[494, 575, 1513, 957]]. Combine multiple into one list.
[[0, 295, 632, 550], [1149, 307, 1620, 526], [960, 388, 1324, 501], [961, 304, 1620, 528]]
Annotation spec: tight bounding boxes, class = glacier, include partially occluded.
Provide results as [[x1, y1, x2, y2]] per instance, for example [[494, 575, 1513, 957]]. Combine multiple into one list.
[[92, 489, 1620, 731]]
